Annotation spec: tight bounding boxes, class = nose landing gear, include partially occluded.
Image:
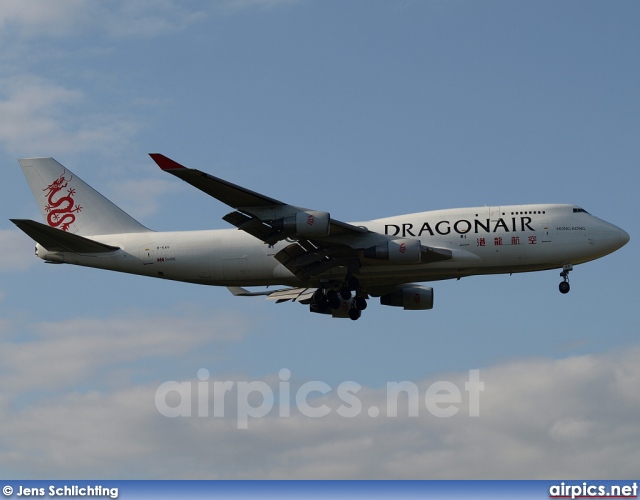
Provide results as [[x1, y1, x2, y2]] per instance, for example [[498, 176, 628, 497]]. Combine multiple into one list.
[[559, 264, 572, 294]]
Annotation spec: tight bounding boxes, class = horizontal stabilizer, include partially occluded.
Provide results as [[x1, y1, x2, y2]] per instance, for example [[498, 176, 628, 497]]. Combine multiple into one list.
[[11, 219, 120, 254]]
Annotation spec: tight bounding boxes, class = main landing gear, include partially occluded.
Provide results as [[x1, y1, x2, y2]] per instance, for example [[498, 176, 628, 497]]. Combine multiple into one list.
[[559, 264, 572, 294], [312, 276, 367, 320]]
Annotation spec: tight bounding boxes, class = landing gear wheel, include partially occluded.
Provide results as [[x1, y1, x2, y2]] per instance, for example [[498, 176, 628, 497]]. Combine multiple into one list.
[[339, 287, 352, 300], [348, 308, 361, 321], [354, 297, 367, 311], [328, 297, 341, 309], [346, 276, 360, 291], [324, 290, 341, 310], [559, 264, 572, 294], [315, 299, 330, 313]]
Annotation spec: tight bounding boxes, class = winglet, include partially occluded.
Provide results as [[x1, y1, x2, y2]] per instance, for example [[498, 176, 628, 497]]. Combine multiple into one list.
[[149, 153, 186, 171]]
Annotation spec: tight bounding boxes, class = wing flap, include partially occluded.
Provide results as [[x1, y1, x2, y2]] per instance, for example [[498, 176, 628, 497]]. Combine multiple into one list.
[[221, 211, 279, 243], [226, 286, 317, 304], [274, 242, 351, 279], [11, 219, 120, 253], [265, 287, 317, 303]]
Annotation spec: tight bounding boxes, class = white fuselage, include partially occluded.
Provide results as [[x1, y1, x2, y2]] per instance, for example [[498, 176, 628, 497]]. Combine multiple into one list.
[[36, 204, 628, 288]]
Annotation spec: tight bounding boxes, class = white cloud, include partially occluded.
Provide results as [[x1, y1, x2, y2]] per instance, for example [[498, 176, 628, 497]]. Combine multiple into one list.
[[0, 0, 88, 37], [221, 0, 302, 12], [1, 341, 639, 478], [0, 0, 299, 42], [0, 76, 140, 156], [549, 417, 594, 442], [1, 386, 162, 477], [0, 0, 205, 39], [107, 177, 186, 219], [99, 0, 207, 38], [0, 307, 252, 477], [0, 309, 249, 395], [0, 229, 37, 271]]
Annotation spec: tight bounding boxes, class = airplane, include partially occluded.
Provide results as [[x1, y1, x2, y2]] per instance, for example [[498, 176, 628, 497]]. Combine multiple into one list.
[[11, 155, 630, 320]]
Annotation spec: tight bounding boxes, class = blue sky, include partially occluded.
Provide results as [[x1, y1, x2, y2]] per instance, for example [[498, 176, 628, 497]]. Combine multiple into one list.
[[0, 0, 638, 479]]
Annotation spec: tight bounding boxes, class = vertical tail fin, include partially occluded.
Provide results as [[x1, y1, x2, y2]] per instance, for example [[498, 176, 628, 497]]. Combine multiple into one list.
[[18, 157, 151, 236]]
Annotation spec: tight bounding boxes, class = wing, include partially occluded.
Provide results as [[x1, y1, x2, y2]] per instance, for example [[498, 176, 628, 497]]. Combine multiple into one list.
[[150, 154, 452, 281], [150, 154, 369, 279], [149, 154, 366, 241]]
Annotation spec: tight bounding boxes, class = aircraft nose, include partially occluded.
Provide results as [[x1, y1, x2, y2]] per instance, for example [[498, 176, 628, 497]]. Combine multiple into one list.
[[620, 228, 630, 247]]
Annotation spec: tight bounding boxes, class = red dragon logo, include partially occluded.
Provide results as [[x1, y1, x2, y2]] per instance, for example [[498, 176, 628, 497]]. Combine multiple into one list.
[[307, 214, 315, 226], [399, 243, 407, 254], [43, 170, 82, 231]]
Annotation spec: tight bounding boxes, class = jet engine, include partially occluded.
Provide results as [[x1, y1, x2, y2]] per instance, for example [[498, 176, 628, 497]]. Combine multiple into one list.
[[271, 210, 330, 237], [380, 285, 434, 310], [364, 238, 421, 264]]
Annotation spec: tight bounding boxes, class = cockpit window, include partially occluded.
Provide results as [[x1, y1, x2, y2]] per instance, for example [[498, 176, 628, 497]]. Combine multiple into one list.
[[573, 208, 589, 214]]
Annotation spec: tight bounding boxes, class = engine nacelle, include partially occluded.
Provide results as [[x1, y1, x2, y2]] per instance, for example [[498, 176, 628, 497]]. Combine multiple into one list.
[[380, 285, 434, 310], [364, 238, 421, 264], [271, 210, 330, 237]]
